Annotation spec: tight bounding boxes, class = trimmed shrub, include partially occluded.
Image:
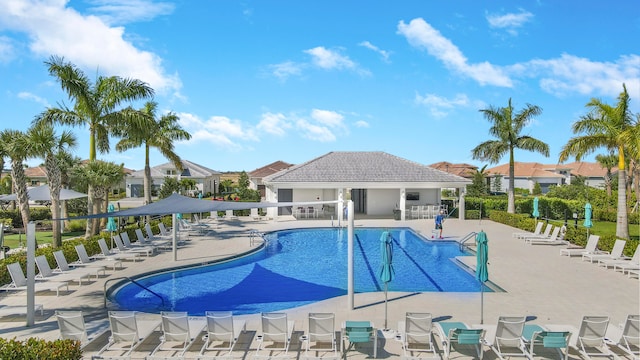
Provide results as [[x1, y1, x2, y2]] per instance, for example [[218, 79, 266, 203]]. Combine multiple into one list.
[[0, 337, 82, 359]]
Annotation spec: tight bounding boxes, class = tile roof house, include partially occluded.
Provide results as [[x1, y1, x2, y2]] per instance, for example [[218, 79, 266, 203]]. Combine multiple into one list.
[[126, 159, 221, 198], [248, 161, 294, 199], [486, 161, 613, 193], [429, 162, 477, 178], [263, 151, 470, 220]]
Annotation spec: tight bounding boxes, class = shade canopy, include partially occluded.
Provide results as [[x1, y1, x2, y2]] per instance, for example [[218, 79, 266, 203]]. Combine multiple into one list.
[[475, 231, 489, 283], [0, 185, 87, 202], [532, 197, 540, 218], [62, 193, 337, 220], [583, 202, 593, 228]]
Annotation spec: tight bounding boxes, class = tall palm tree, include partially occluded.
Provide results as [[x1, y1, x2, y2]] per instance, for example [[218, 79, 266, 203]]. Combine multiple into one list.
[[25, 123, 77, 247], [595, 153, 617, 199], [0, 130, 30, 233], [471, 98, 550, 213], [35, 55, 154, 236], [559, 84, 633, 239], [115, 101, 191, 205], [619, 113, 640, 214]]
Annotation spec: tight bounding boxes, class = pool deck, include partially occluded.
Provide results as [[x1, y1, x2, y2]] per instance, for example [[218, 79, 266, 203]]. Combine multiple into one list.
[[0, 216, 638, 359]]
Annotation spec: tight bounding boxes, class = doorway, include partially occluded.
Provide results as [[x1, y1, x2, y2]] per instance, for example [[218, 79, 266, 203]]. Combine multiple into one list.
[[351, 189, 367, 214]]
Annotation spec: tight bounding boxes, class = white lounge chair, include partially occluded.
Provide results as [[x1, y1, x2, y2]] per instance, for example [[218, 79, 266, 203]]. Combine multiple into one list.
[[522, 324, 571, 360], [583, 239, 625, 263], [136, 228, 172, 250], [574, 316, 614, 359], [121, 231, 158, 253], [301, 312, 338, 359], [256, 312, 295, 357], [74, 243, 123, 271], [513, 222, 544, 239], [560, 235, 603, 257], [610, 314, 639, 360], [149, 311, 204, 359], [475, 316, 527, 359], [146, 223, 171, 241], [522, 223, 553, 241], [525, 226, 564, 245], [56, 310, 105, 350], [1, 262, 68, 296], [97, 311, 161, 358], [397, 312, 436, 359], [199, 311, 246, 358], [53, 250, 105, 280], [113, 233, 154, 257], [608, 244, 640, 274], [97, 238, 141, 262], [434, 321, 485, 360], [35, 255, 92, 286]]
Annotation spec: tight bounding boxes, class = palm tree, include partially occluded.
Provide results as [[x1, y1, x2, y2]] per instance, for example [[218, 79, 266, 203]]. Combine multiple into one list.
[[595, 153, 617, 199], [559, 84, 633, 239], [0, 130, 30, 233], [471, 99, 550, 213], [25, 123, 77, 247], [115, 101, 191, 205], [35, 55, 154, 235], [619, 113, 640, 214]]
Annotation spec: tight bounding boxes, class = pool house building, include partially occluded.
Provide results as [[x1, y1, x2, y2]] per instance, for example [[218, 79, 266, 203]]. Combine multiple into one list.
[[262, 151, 471, 221]]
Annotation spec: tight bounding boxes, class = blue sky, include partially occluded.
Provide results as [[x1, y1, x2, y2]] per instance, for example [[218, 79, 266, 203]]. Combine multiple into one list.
[[1, 1, 638, 173]]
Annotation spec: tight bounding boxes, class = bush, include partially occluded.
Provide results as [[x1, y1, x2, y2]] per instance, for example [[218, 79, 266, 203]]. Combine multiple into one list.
[[0, 337, 82, 359]]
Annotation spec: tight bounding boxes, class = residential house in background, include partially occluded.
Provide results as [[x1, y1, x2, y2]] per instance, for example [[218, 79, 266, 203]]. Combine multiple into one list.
[[126, 159, 221, 198], [486, 161, 611, 194], [429, 162, 477, 179], [248, 160, 294, 200], [24, 166, 48, 187]]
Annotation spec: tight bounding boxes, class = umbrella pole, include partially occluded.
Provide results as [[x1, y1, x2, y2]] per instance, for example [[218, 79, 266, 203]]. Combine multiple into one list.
[[480, 281, 484, 324], [384, 282, 388, 330]]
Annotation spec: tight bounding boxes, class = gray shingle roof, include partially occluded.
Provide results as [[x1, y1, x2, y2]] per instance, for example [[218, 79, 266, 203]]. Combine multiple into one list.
[[130, 159, 220, 178], [264, 151, 470, 183]]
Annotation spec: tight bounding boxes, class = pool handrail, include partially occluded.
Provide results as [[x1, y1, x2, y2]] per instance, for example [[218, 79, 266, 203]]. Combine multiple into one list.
[[458, 232, 477, 251], [104, 277, 166, 309]]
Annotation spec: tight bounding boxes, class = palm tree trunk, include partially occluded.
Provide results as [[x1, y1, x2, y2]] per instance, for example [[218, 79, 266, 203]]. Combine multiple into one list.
[[617, 168, 630, 239], [85, 186, 94, 238], [508, 149, 516, 213], [11, 160, 30, 235]]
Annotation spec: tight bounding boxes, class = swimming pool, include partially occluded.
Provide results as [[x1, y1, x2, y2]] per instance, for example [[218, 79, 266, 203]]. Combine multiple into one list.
[[111, 227, 488, 315]]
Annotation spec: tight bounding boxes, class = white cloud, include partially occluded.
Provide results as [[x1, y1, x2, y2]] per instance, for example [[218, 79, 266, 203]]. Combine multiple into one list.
[[486, 10, 533, 35], [415, 93, 483, 118], [86, 0, 175, 25], [269, 61, 304, 80], [397, 18, 513, 87], [354, 120, 369, 128], [311, 109, 344, 128], [256, 112, 291, 136], [518, 54, 640, 98], [177, 112, 258, 150], [0, 36, 14, 63], [296, 119, 336, 142], [17, 91, 50, 107], [305, 46, 355, 70], [0, 0, 182, 96], [359, 41, 391, 62]]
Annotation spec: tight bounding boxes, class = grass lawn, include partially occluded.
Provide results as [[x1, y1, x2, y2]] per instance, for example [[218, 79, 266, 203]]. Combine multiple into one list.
[[1, 231, 85, 250], [547, 219, 639, 241]]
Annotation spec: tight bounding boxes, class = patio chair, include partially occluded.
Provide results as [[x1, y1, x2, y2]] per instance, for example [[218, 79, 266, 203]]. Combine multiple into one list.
[[56, 310, 105, 350], [478, 316, 527, 359], [1, 262, 68, 296], [583, 239, 625, 263], [53, 250, 105, 280], [574, 316, 614, 359], [149, 311, 204, 359], [611, 314, 639, 360], [513, 222, 544, 239], [35, 254, 92, 286], [559, 235, 603, 257], [342, 320, 378, 359], [113, 233, 154, 257], [120, 231, 158, 254], [97, 238, 141, 262], [256, 312, 295, 357], [522, 324, 571, 360], [434, 321, 485, 360], [199, 311, 246, 358], [146, 222, 171, 241], [300, 312, 338, 359], [397, 312, 436, 359], [411, 205, 420, 220], [97, 311, 160, 358], [598, 244, 640, 270], [74, 244, 123, 271], [522, 224, 553, 242], [524, 226, 564, 245]]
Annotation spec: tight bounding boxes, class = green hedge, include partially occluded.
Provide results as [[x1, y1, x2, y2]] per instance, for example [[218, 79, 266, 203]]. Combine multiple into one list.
[[0, 337, 82, 359]]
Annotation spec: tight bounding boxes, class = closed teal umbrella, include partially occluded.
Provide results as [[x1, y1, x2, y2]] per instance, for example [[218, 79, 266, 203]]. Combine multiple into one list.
[[379, 231, 394, 330], [106, 203, 118, 248], [583, 202, 593, 238], [476, 231, 489, 324], [532, 197, 540, 219]]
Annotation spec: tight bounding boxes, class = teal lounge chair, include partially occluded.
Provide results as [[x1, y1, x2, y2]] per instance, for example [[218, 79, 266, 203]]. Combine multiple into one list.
[[522, 324, 571, 360], [342, 320, 377, 358], [434, 321, 485, 359]]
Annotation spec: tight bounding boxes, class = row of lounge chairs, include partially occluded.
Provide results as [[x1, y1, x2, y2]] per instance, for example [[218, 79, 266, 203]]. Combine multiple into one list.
[[0, 223, 173, 298], [513, 222, 567, 245], [561, 234, 640, 277], [59, 310, 639, 360]]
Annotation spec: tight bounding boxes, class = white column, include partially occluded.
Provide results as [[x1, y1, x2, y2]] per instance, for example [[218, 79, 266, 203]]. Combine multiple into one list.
[[347, 200, 354, 310], [459, 191, 466, 220], [26, 222, 35, 327], [399, 188, 406, 220]]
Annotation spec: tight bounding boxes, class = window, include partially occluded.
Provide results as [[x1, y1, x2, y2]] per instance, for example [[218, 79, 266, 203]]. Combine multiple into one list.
[[406, 192, 420, 201]]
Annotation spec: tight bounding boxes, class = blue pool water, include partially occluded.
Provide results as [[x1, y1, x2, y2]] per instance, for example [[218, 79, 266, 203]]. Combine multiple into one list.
[[112, 227, 487, 315]]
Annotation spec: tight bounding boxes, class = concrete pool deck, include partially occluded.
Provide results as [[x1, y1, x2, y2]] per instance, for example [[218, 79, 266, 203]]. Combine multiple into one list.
[[0, 216, 637, 359]]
